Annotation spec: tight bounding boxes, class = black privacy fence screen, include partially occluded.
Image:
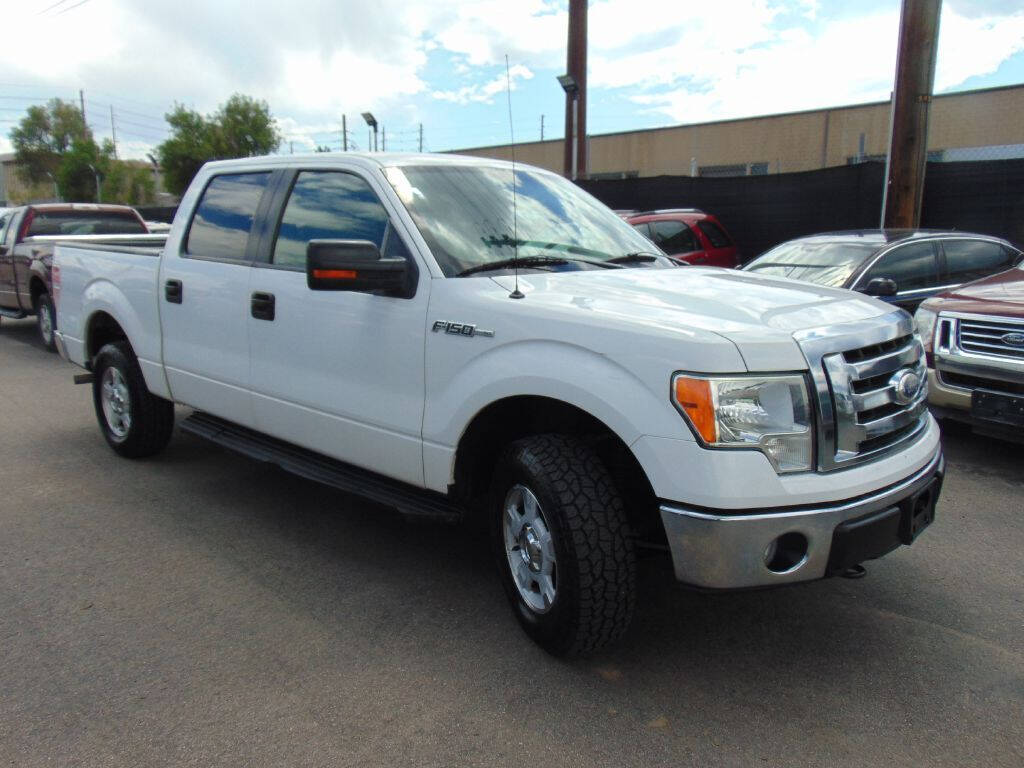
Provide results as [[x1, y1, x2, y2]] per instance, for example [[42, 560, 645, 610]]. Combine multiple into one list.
[[578, 158, 1024, 262]]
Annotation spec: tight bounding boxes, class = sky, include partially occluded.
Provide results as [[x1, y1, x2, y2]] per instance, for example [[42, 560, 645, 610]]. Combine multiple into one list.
[[1, 0, 1023, 160]]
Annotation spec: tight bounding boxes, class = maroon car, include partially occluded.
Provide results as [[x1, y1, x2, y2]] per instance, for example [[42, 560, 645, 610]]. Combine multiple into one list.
[[624, 209, 739, 267], [915, 265, 1024, 442], [0, 204, 157, 350]]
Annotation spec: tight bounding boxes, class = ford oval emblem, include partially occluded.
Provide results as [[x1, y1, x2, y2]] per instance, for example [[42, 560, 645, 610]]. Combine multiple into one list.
[[1001, 332, 1024, 347], [890, 368, 923, 406]]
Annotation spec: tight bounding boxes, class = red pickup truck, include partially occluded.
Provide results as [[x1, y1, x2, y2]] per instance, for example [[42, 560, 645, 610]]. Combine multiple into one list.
[[0, 204, 161, 349]]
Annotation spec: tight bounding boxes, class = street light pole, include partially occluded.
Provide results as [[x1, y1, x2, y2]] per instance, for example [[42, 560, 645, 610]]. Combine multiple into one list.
[[361, 113, 379, 152], [557, 74, 580, 181]]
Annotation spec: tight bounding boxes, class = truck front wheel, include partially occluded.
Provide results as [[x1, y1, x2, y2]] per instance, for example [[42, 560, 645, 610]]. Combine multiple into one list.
[[491, 434, 636, 656], [92, 342, 174, 458]]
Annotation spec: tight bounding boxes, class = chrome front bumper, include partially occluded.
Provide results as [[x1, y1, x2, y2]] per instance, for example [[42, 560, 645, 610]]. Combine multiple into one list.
[[659, 448, 944, 589]]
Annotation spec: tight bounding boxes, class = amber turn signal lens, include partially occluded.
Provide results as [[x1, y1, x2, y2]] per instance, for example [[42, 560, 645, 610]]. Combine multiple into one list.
[[312, 269, 357, 279], [673, 376, 717, 443]]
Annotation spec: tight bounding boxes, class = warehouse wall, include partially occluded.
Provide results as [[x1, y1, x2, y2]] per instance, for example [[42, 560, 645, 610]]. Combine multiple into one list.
[[454, 84, 1024, 178]]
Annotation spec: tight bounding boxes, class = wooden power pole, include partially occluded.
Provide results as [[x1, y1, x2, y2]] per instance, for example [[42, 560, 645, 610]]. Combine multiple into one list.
[[563, 0, 587, 179], [882, 0, 942, 228]]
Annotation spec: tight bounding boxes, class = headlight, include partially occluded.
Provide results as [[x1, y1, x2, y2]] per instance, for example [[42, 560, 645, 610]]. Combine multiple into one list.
[[672, 373, 814, 473], [913, 305, 938, 365]]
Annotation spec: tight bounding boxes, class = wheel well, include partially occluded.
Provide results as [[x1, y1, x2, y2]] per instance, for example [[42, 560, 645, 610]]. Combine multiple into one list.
[[452, 396, 663, 543], [29, 276, 47, 307], [85, 312, 129, 365]]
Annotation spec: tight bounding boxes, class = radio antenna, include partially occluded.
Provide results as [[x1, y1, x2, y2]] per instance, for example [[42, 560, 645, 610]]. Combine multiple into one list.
[[505, 54, 524, 300]]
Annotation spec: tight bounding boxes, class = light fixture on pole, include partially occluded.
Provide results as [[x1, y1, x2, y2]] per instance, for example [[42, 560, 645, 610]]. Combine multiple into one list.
[[361, 112, 378, 152], [557, 74, 580, 180]]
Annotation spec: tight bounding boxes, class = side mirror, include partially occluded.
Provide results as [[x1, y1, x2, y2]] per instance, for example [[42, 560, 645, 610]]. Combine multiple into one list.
[[306, 239, 409, 296], [861, 277, 898, 297], [0, 245, 7, 256]]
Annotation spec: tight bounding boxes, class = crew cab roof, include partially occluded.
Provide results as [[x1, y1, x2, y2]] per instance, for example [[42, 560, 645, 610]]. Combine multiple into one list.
[[201, 151, 523, 174]]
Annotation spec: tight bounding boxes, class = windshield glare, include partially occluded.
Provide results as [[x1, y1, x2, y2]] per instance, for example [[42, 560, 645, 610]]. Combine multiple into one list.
[[385, 164, 661, 277], [743, 241, 879, 288]]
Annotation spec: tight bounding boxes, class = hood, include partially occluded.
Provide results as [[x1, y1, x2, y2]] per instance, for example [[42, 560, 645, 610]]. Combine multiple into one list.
[[491, 266, 895, 371], [928, 267, 1024, 319]]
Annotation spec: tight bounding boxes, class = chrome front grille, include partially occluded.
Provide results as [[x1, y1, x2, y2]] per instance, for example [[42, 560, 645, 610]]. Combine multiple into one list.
[[957, 317, 1024, 361], [796, 311, 929, 471]]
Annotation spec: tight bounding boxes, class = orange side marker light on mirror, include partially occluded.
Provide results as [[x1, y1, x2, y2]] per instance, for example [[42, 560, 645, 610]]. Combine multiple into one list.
[[312, 269, 357, 280]]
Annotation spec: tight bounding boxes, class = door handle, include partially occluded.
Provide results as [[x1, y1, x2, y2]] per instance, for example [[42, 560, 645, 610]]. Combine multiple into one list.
[[165, 279, 183, 304], [251, 291, 275, 321]]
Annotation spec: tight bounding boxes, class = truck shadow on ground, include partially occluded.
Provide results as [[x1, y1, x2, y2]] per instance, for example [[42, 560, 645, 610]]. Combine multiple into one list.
[[145, 427, 997, 695], [0, 317, 45, 350]]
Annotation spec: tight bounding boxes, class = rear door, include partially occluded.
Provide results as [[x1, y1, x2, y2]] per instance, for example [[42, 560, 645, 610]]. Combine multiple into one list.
[[246, 167, 429, 487], [0, 210, 18, 310], [940, 238, 1018, 287], [695, 219, 736, 267], [158, 170, 274, 427]]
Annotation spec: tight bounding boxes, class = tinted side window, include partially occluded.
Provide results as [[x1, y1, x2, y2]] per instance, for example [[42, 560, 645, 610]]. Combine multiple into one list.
[[698, 220, 731, 248], [651, 220, 700, 253], [272, 171, 390, 269], [943, 239, 1014, 284], [186, 173, 271, 260], [862, 242, 939, 291], [631, 222, 652, 239]]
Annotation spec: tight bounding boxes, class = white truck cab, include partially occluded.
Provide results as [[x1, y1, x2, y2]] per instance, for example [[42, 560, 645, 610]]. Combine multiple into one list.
[[54, 153, 943, 656]]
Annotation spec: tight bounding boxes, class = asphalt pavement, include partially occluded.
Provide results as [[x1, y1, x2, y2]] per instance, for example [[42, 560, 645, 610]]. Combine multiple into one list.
[[1, 316, 1021, 767]]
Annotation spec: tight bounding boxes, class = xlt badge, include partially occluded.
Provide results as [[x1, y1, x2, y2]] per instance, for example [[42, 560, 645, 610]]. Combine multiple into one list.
[[432, 320, 495, 338]]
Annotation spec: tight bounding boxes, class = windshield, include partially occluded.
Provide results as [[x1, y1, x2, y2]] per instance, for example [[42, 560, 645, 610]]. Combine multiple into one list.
[[743, 241, 879, 288], [384, 164, 662, 277]]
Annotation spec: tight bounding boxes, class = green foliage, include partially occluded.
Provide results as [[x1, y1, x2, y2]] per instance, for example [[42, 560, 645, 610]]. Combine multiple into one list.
[[10, 99, 90, 186], [314, 145, 332, 153], [157, 94, 282, 195], [56, 138, 102, 202]]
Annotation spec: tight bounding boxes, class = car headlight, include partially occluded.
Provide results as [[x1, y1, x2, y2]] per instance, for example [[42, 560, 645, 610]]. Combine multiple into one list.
[[672, 373, 814, 473], [913, 305, 938, 365]]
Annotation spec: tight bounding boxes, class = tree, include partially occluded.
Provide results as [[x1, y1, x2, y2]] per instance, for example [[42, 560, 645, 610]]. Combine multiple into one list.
[[156, 94, 282, 195], [10, 98, 89, 187]]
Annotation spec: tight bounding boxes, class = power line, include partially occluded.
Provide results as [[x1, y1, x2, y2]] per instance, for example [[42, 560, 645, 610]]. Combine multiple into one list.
[[35, 0, 72, 16], [54, 0, 92, 16]]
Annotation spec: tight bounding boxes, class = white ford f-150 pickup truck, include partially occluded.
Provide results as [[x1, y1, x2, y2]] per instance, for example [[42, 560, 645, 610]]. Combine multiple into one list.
[[54, 153, 944, 656]]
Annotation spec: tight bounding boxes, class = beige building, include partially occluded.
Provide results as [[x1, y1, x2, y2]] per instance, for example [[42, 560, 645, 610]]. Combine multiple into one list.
[[454, 84, 1024, 178]]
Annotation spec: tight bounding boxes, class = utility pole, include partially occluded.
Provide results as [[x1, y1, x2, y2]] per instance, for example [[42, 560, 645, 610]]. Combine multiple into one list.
[[109, 105, 117, 159], [382, 126, 386, 152], [289, 141, 294, 155], [79, 89, 86, 121], [563, 0, 588, 179], [882, 0, 941, 228], [342, 115, 348, 151], [418, 123, 423, 152], [541, 114, 545, 141]]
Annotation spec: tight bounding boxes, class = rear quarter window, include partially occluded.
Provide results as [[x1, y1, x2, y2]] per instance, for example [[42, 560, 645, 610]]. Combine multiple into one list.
[[942, 239, 1016, 284]]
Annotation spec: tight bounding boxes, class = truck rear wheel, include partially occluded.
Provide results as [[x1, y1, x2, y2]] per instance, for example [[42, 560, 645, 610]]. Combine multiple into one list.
[[92, 342, 174, 458], [491, 434, 636, 657], [36, 293, 56, 351]]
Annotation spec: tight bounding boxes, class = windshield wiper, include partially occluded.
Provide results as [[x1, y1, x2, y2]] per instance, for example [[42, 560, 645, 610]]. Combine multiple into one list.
[[456, 255, 569, 277], [607, 252, 662, 265], [458, 252, 623, 277]]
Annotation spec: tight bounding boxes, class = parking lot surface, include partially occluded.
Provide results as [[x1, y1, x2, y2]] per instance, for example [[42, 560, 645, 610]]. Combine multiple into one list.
[[1, 317, 1021, 767]]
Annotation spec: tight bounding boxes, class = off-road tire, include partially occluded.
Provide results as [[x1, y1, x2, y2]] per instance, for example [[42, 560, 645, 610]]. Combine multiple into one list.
[[36, 293, 56, 351], [92, 342, 174, 458], [491, 434, 636, 657]]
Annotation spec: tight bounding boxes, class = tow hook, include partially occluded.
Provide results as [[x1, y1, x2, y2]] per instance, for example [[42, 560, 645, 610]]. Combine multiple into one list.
[[841, 564, 867, 579]]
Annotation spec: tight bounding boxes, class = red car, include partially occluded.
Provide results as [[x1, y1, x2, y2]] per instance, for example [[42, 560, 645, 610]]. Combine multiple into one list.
[[623, 209, 739, 267]]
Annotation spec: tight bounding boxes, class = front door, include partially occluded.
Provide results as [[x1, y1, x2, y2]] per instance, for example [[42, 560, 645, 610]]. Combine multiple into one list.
[[247, 168, 429, 487], [158, 170, 273, 427]]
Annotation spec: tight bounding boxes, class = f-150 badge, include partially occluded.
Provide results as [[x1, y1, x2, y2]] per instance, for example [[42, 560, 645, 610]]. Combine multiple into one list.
[[432, 320, 495, 338]]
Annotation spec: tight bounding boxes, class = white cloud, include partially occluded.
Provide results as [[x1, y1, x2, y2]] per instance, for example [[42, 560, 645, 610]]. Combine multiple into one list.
[[432, 65, 534, 105]]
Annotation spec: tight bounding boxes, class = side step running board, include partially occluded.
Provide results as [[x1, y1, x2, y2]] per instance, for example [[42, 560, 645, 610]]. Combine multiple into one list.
[[180, 412, 463, 524]]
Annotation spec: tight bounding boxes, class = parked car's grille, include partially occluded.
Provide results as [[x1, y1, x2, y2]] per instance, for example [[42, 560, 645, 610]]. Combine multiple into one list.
[[939, 371, 1024, 396], [957, 318, 1024, 361], [797, 314, 928, 471]]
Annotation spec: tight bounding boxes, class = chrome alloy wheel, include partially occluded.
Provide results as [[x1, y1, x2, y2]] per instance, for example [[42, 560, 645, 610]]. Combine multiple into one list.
[[503, 484, 557, 613], [101, 367, 132, 439]]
